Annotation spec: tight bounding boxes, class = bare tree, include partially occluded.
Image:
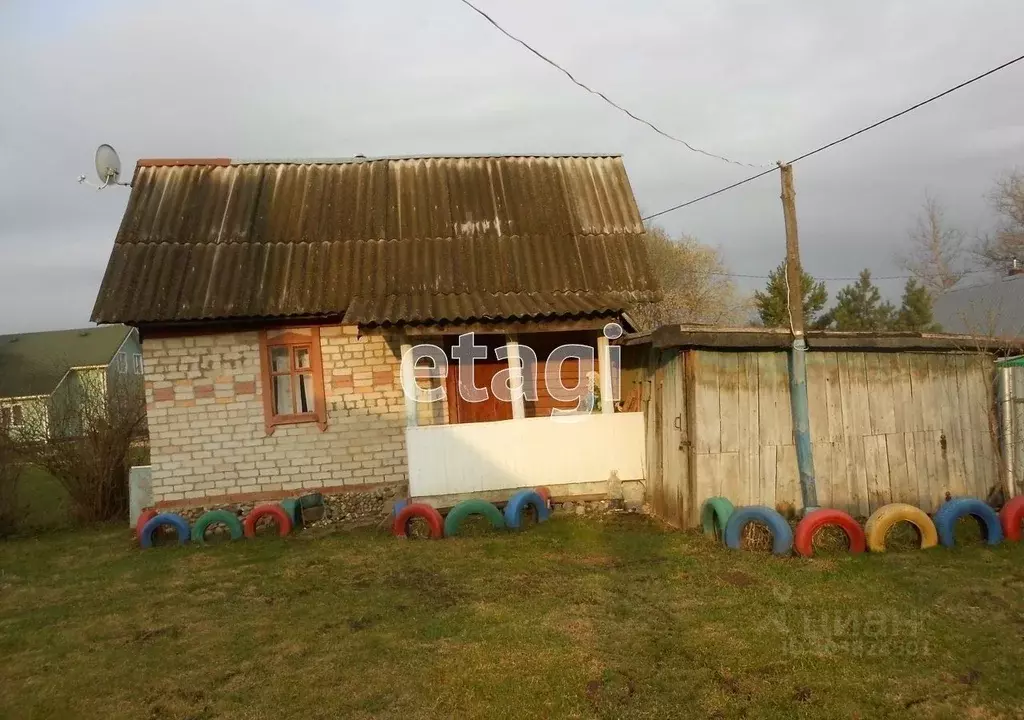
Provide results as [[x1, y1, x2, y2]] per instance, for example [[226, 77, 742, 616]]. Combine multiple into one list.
[[0, 430, 22, 537], [18, 370, 147, 523], [632, 225, 750, 331], [976, 170, 1024, 273], [898, 193, 967, 294]]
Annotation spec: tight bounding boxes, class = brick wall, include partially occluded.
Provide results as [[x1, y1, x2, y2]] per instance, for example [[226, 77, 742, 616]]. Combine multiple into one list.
[[143, 325, 408, 506]]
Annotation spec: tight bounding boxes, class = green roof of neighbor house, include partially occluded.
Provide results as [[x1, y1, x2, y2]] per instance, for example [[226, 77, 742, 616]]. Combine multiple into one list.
[[0, 325, 132, 398]]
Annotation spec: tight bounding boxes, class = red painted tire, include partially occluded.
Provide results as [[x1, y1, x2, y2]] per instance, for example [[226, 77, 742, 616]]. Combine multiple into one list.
[[135, 509, 158, 543], [243, 504, 293, 539], [535, 487, 552, 509], [392, 503, 444, 539], [794, 508, 866, 557], [1000, 496, 1024, 542]]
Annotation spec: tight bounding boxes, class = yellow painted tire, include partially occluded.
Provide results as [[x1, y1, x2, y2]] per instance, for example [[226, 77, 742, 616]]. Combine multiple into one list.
[[864, 503, 938, 552]]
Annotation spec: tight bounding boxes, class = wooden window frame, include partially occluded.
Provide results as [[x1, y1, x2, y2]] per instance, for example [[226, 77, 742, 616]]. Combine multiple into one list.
[[258, 328, 327, 435]]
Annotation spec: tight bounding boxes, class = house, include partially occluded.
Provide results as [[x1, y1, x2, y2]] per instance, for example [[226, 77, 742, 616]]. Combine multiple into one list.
[[624, 325, 1021, 528], [933, 270, 1024, 338], [0, 324, 142, 439], [91, 155, 657, 514]]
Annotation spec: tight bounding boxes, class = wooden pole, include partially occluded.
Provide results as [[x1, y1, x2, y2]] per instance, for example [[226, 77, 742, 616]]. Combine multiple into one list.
[[779, 163, 818, 510], [780, 163, 804, 337]]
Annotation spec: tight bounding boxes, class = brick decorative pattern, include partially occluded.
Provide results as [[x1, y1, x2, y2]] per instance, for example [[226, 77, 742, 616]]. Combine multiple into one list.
[[143, 326, 409, 505]]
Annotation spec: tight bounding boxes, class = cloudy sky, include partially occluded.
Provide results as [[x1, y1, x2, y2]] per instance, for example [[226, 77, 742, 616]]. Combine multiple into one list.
[[1, 0, 1022, 333]]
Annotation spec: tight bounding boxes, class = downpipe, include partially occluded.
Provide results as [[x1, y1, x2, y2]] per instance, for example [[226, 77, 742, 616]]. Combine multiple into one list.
[[789, 338, 818, 511]]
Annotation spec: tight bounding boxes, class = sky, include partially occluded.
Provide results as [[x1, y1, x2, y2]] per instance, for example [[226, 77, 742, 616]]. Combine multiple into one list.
[[1, 0, 1022, 333]]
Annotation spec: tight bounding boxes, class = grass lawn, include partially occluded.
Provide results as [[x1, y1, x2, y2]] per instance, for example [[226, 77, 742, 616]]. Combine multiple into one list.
[[1, 514, 1023, 719], [16, 465, 70, 529]]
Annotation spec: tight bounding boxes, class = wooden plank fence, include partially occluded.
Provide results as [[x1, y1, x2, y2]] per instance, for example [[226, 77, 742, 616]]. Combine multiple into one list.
[[645, 349, 999, 528]]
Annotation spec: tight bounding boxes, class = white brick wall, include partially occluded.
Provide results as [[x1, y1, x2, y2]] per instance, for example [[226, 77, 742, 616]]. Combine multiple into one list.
[[144, 325, 408, 505]]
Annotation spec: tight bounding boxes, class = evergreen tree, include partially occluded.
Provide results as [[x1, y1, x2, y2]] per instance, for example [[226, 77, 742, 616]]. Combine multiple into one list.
[[893, 278, 942, 332], [753, 261, 829, 328], [825, 270, 895, 331]]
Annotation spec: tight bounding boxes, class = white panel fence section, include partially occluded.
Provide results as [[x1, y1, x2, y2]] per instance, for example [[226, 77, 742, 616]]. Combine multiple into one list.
[[406, 412, 646, 498]]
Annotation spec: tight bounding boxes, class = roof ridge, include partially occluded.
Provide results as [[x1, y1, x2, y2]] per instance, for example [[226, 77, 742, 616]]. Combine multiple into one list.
[[136, 153, 624, 168]]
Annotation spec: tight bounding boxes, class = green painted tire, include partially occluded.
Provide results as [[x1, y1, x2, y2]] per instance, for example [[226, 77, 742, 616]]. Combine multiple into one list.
[[444, 499, 506, 537], [280, 499, 303, 528], [701, 497, 735, 539], [191, 509, 244, 545]]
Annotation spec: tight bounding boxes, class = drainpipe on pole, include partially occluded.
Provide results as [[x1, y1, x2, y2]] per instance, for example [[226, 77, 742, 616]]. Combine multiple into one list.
[[1000, 366, 1015, 499], [779, 163, 818, 511]]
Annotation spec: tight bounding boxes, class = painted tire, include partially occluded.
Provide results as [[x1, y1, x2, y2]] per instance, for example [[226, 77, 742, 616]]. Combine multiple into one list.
[[724, 506, 793, 555], [280, 499, 303, 528], [139, 513, 191, 549], [392, 503, 444, 539], [1000, 496, 1024, 542], [933, 497, 1003, 547], [864, 503, 938, 552], [793, 508, 866, 557], [243, 504, 293, 539], [191, 509, 244, 545], [443, 499, 506, 537], [298, 492, 324, 509], [700, 497, 734, 539], [391, 498, 410, 518], [535, 487, 552, 509], [135, 509, 158, 543], [504, 490, 551, 530]]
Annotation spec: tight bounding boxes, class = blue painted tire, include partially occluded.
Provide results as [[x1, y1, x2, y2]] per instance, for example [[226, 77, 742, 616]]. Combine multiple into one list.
[[724, 505, 794, 556], [933, 497, 1003, 547], [504, 490, 551, 529], [391, 498, 409, 518], [140, 513, 191, 549]]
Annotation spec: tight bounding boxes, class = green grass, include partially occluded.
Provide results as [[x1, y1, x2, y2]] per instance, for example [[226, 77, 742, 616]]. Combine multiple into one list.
[[16, 465, 70, 529], [2, 514, 1024, 718]]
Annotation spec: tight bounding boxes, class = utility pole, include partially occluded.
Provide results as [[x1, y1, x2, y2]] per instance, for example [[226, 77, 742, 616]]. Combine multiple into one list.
[[778, 163, 818, 510]]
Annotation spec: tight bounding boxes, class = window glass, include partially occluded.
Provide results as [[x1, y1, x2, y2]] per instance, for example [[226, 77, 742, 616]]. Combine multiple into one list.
[[11, 405, 22, 426], [294, 347, 311, 369], [297, 373, 314, 412], [273, 375, 293, 415], [133, 354, 144, 374], [270, 347, 290, 373]]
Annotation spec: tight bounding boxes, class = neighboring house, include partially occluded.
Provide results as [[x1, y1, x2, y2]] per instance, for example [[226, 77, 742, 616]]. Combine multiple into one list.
[[91, 155, 658, 512], [933, 271, 1024, 338], [0, 325, 142, 439]]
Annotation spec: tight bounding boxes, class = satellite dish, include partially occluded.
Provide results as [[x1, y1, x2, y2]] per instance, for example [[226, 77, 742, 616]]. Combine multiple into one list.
[[95, 144, 122, 186]]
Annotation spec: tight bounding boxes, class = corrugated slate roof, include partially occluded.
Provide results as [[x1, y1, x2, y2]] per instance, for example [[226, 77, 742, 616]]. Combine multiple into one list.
[[91, 155, 657, 326], [933, 274, 1024, 337], [0, 325, 132, 398]]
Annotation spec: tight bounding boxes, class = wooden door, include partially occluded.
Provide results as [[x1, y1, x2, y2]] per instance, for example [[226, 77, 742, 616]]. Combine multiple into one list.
[[659, 350, 691, 527], [445, 338, 515, 424]]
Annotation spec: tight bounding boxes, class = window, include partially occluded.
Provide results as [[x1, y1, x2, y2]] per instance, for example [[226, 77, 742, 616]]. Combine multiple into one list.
[[133, 353, 144, 374], [116, 352, 127, 373], [1, 405, 22, 429], [258, 328, 326, 434]]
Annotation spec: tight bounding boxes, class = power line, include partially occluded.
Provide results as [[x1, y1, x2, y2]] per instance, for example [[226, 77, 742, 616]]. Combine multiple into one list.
[[643, 51, 1024, 222], [456, 0, 766, 169]]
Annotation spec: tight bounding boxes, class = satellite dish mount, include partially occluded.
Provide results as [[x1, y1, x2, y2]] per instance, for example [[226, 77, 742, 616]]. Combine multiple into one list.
[[77, 144, 130, 190]]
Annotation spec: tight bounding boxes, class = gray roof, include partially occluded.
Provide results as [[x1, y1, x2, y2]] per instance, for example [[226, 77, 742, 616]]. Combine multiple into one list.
[[90, 155, 657, 327], [933, 274, 1024, 338], [0, 325, 132, 398]]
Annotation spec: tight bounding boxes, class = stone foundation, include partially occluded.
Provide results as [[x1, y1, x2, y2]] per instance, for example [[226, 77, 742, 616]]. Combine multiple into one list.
[[173, 483, 405, 529]]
